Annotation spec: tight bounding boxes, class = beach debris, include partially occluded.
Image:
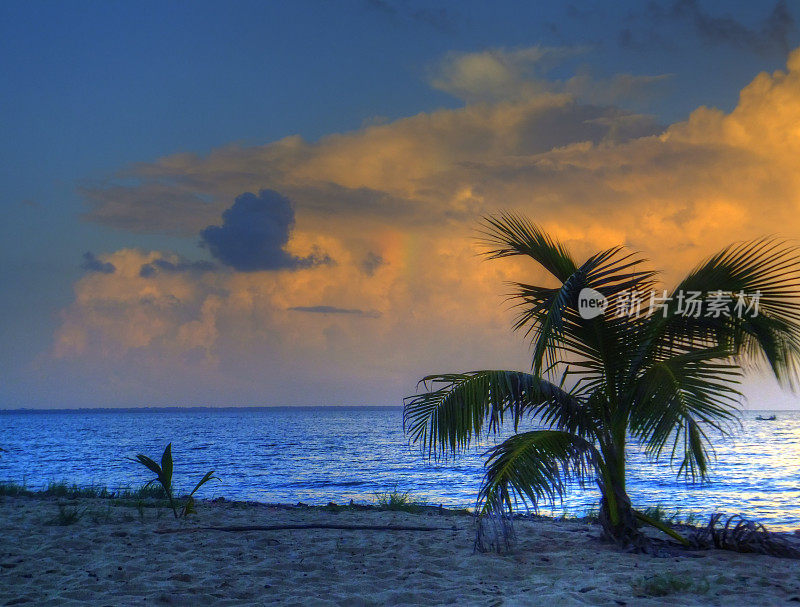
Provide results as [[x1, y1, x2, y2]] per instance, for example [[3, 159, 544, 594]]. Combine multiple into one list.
[[689, 513, 800, 559]]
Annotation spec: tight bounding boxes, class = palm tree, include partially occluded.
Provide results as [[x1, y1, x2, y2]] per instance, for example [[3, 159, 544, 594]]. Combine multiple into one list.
[[404, 214, 800, 550]]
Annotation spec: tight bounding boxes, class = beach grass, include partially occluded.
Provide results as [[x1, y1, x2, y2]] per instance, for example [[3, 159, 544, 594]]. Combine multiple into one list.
[[0, 481, 702, 530], [641, 505, 701, 527], [44, 481, 113, 499], [46, 502, 86, 526], [556, 507, 600, 524], [374, 488, 428, 513], [0, 479, 170, 505], [0, 480, 475, 519], [0, 480, 29, 497]]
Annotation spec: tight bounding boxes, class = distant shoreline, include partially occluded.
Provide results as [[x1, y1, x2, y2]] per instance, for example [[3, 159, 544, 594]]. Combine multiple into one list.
[[0, 404, 405, 413]]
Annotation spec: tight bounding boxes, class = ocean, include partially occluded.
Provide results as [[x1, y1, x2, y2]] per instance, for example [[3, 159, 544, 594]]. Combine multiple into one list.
[[1, 407, 799, 530]]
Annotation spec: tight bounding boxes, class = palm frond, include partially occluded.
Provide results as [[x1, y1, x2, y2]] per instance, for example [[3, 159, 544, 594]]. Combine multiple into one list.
[[479, 212, 577, 282], [647, 238, 800, 387], [403, 370, 588, 458], [478, 430, 600, 513], [628, 347, 742, 479], [133, 454, 162, 477], [509, 246, 657, 387], [188, 470, 220, 497], [160, 443, 173, 491]]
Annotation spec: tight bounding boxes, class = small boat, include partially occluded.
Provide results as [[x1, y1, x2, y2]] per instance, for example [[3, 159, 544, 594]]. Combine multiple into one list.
[[755, 414, 777, 421]]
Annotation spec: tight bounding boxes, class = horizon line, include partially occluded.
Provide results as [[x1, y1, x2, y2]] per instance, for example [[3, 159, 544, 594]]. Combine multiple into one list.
[[0, 404, 405, 413]]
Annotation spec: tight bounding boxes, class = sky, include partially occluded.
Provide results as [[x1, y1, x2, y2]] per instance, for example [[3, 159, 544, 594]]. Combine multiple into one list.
[[2, 0, 800, 408]]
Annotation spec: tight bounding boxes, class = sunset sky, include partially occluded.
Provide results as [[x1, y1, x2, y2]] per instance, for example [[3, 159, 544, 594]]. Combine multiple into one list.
[[3, 1, 800, 408]]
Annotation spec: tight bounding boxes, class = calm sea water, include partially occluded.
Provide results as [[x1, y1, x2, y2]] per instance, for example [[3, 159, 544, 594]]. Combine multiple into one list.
[[1, 407, 799, 530]]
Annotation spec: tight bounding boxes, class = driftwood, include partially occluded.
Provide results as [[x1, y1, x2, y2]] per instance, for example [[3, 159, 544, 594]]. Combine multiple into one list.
[[155, 523, 456, 534]]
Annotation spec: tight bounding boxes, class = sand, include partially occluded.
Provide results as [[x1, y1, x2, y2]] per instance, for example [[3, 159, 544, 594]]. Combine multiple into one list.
[[1, 496, 799, 606]]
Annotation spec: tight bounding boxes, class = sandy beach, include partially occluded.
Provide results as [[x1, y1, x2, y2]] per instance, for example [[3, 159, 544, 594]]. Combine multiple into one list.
[[1, 496, 799, 606]]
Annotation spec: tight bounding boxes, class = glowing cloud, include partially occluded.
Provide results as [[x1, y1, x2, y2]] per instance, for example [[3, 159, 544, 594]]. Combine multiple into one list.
[[54, 47, 800, 405]]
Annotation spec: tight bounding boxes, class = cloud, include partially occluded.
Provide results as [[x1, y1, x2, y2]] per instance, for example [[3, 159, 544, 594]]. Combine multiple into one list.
[[364, 0, 457, 33], [429, 46, 580, 101], [79, 94, 662, 239], [289, 305, 381, 318], [53, 237, 526, 405], [55, 249, 226, 360], [622, 1, 796, 56], [51, 47, 800, 405], [429, 46, 670, 106], [675, 0, 794, 55], [139, 257, 216, 278], [80, 252, 115, 274], [81, 181, 221, 236], [200, 190, 332, 272], [361, 251, 385, 276]]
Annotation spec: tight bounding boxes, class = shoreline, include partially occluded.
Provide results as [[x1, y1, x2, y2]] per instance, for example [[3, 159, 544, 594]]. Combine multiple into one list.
[[2, 494, 800, 605], [4, 480, 800, 533]]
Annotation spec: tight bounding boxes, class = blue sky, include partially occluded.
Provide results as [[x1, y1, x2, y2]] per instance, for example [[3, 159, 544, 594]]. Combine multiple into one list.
[[2, 1, 799, 407]]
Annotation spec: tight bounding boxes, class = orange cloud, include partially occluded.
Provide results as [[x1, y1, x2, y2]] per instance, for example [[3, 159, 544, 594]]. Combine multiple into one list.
[[57, 48, 800, 405]]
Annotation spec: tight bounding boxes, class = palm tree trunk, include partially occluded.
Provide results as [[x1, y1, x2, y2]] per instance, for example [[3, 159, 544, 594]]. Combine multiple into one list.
[[596, 446, 649, 551], [597, 482, 645, 549]]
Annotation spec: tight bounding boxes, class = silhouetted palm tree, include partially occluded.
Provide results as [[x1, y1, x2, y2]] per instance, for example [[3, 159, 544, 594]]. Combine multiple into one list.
[[404, 214, 800, 549]]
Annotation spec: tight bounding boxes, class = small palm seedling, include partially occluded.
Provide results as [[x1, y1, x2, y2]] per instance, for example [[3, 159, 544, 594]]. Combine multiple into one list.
[[130, 443, 219, 519]]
